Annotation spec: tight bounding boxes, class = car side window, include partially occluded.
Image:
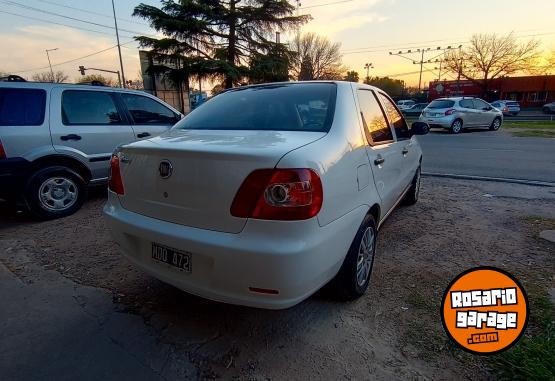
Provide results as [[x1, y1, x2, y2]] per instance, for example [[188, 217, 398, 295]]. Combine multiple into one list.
[[356, 89, 393, 145], [473, 99, 489, 110], [0, 88, 46, 126], [459, 99, 474, 109], [377, 92, 410, 140], [121, 93, 176, 125], [62, 90, 122, 125]]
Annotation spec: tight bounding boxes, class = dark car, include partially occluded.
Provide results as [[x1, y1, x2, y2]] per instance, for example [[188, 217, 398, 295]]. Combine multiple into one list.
[[402, 103, 428, 117]]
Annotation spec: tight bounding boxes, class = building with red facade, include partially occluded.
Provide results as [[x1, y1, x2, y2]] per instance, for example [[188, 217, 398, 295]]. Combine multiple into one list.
[[428, 75, 555, 108]]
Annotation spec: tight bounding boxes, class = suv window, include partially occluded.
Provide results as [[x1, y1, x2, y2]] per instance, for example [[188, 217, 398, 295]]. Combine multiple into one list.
[[357, 90, 393, 144], [0, 88, 46, 126], [62, 90, 122, 125], [473, 99, 490, 110], [121, 93, 176, 125], [377, 92, 410, 140], [459, 99, 474, 109]]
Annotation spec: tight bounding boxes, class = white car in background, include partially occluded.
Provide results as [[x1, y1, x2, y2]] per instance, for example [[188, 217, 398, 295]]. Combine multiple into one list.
[[104, 81, 429, 309], [396, 99, 416, 110]]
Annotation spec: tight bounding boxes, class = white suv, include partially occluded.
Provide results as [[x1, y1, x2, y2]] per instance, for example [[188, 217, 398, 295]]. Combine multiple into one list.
[[104, 81, 429, 309], [0, 80, 182, 219]]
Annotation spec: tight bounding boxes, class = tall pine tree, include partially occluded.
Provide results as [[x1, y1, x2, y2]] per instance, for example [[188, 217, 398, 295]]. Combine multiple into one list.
[[134, 0, 309, 88]]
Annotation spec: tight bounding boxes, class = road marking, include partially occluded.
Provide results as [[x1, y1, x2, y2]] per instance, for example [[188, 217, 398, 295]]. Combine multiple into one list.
[[422, 172, 555, 187]]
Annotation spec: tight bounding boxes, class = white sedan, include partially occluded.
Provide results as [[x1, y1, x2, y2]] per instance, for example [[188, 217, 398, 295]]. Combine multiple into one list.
[[103, 81, 429, 309]]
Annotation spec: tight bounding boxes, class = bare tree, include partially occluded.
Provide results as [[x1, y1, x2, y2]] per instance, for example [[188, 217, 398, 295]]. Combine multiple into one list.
[[291, 33, 344, 80], [444, 33, 540, 95], [77, 74, 118, 87], [32, 71, 69, 83]]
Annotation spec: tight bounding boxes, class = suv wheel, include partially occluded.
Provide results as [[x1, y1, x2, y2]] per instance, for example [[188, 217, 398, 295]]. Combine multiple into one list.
[[450, 119, 463, 134], [332, 214, 377, 300], [402, 166, 421, 206], [25, 166, 87, 220], [489, 117, 502, 131]]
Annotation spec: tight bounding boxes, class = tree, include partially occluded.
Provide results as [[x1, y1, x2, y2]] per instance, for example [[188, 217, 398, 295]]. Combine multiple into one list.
[[133, 0, 308, 89], [291, 33, 344, 80], [32, 70, 68, 83], [249, 44, 291, 84], [364, 76, 405, 97], [444, 33, 540, 96], [77, 74, 118, 87], [343, 70, 359, 82]]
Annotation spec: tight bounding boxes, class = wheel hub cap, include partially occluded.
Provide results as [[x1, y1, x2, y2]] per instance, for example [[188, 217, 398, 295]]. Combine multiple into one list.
[[38, 177, 78, 211], [356, 227, 375, 287]]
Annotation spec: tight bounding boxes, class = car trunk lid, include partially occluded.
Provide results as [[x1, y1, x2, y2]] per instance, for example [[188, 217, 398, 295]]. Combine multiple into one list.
[[117, 129, 325, 233]]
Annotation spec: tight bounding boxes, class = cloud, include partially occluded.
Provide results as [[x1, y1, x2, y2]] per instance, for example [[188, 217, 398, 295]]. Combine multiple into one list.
[[0, 25, 141, 81], [301, 0, 388, 36]]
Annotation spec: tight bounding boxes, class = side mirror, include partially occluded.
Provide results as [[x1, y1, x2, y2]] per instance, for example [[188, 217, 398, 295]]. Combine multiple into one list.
[[410, 122, 430, 136]]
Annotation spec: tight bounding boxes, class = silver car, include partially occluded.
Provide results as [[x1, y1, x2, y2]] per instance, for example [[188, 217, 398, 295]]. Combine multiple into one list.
[[419, 97, 503, 134], [491, 100, 521, 116], [542, 102, 555, 114]]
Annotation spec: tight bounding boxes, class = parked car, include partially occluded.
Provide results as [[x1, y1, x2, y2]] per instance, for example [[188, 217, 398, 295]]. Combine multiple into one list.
[[396, 99, 416, 110], [401, 103, 428, 117], [542, 101, 555, 114], [491, 100, 521, 116], [0, 80, 183, 219], [419, 97, 503, 134], [104, 81, 430, 309]]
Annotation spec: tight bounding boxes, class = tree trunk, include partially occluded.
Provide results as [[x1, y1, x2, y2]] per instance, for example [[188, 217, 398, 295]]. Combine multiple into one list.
[[225, 0, 236, 89]]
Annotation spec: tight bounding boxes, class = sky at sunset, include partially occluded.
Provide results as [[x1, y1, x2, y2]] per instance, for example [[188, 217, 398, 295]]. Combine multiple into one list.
[[0, 0, 554, 89]]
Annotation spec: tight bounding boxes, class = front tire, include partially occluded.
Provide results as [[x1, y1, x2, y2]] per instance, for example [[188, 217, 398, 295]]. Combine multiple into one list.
[[450, 119, 463, 134], [25, 166, 87, 220], [333, 214, 377, 300], [402, 166, 421, 206], [489, 117, 502, 131]]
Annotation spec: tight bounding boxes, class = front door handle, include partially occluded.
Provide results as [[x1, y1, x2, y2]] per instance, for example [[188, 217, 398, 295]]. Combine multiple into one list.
[[60, 134, 82, 141], [402, 147, 409, 155], [374, 155, 385, 166], [137, 132, 151, 138]]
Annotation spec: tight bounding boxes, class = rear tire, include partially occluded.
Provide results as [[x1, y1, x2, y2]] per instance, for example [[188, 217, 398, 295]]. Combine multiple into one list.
[[489, 117, 502, 131], [402, 166, 421, 206], [25, 166, 87, 220], [332, 214, 377, 300], [450, 119, 463, 134]]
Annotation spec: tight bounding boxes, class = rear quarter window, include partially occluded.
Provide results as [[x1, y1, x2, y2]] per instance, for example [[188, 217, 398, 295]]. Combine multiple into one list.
[[175, 83, 337, 132], [428, 100, 455, 109], [0, 88, 46, 126]]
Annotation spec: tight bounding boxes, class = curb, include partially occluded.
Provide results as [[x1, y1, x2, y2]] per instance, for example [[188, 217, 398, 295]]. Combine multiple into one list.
[[421, 172, 555, 188]]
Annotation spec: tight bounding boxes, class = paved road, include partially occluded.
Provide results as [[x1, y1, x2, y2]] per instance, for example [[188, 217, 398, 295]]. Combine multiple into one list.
[[417, 129, 555, 183]]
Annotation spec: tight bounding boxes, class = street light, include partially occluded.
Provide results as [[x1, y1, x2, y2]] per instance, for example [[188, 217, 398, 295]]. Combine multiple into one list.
[[45, 48, 58, 82], [364, 62, 374, 82]]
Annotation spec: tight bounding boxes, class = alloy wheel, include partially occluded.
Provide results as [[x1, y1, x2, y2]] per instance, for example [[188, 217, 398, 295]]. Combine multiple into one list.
[[38, 177, 78, 212], [356, 227, 375, 287]]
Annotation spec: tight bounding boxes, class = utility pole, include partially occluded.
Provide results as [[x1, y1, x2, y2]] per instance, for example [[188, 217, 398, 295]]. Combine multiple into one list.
[[457, 45, 463, 95], [111, 0, 126, 88], [389, 45, 461, 93], [45, 48, 58, 82], [364, 63, 373, 83]]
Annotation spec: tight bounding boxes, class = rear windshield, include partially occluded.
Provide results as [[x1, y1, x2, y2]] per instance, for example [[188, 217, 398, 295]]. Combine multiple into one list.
[[0, 88, 46, 126], [175, 83, 337, 132], [428, 99, 455, 109], [506, 101, 519, 106]]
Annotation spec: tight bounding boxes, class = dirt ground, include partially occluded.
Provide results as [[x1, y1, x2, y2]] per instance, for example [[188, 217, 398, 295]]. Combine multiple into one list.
[[1, 177, 554, 380]]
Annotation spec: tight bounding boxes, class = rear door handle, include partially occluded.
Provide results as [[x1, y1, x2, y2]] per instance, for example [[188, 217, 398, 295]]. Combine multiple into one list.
[[60, 134, 82, 141], [137, 132, 151, 138], [374, 156, 385, 166]]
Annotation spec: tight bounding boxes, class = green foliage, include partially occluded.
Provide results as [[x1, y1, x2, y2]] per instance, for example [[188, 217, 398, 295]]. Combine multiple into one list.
[[343, 70, 359, 82], [364, 76, 405, 97], [134, 0, 309, 88], [249, 44, 291, 83]]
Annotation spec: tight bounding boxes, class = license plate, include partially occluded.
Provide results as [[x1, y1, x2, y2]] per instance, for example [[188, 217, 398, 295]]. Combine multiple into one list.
[[151, 243, 191, 273]]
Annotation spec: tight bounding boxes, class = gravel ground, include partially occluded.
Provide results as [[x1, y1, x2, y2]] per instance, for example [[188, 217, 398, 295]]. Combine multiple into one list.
[[1, 177, 554, 380]]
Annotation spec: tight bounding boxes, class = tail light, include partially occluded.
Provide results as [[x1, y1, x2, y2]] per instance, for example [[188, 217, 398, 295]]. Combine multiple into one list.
[[445, 109, 456, 116], [0, 139, 6, 159], [503, 107, 509, 112], [108, 154, 125, 195], [231, 168, 323, 221]]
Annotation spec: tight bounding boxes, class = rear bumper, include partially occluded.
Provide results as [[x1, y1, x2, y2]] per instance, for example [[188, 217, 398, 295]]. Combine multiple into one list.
[[0, 157, 31, 200], [419, 114, 454, 128], [103, 192, 365, 309]]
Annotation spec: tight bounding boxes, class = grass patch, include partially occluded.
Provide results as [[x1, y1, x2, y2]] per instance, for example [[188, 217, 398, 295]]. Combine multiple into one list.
[[503, 121, 555, 130], [488, 293, 555, 380], [511, 130, 555, 138], [503, 121, 555, 138]]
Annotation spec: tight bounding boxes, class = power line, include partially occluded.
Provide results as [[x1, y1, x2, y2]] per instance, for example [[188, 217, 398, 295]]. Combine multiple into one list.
[[301, 0, 355, 9], [13, 40, 136, 74], [0, 9, 136, 39], [31, 0, 148, 26], [1, 0, 156, 37]]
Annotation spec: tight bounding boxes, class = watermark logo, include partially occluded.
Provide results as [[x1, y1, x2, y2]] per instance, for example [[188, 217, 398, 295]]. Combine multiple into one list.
[[441, 267, 528, 354]]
